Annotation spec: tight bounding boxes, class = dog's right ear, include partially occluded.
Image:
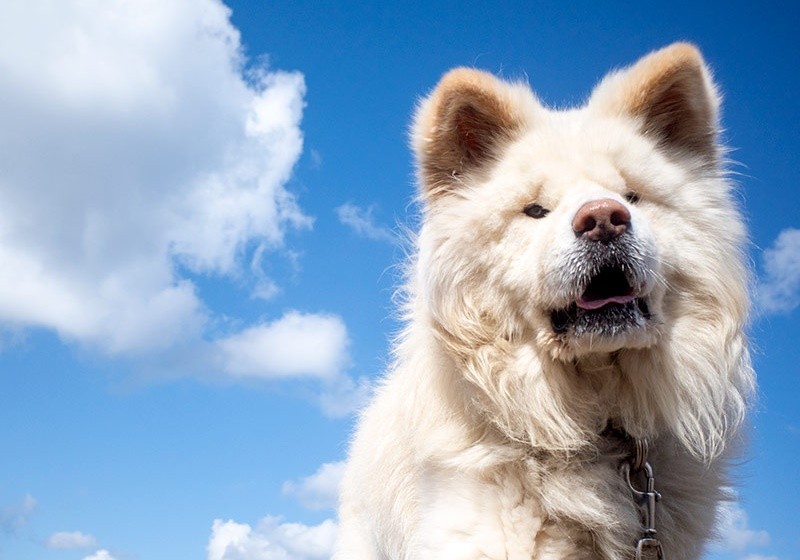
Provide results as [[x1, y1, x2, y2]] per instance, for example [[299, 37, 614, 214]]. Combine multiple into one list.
[[588, 43, 721, 161], [411, 69, 532, 200]]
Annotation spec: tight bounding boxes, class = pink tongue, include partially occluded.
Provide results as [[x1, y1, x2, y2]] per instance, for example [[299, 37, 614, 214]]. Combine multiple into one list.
[[577, 293, 635, 310]]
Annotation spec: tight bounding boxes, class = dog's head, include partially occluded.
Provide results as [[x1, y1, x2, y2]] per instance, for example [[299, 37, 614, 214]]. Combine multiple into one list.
[[412, 43, 740, 359], [410, 43, 753, 457]]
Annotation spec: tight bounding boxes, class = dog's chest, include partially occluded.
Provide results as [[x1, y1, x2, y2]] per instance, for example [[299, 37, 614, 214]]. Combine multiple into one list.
[[410, 462, 621, 559]]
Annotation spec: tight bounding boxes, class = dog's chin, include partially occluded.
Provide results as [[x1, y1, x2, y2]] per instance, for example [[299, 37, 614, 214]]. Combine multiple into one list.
[[550, 298, 654, 354]]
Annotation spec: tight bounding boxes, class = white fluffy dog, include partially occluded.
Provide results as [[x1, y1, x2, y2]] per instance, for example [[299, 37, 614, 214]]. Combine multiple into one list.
[[335, 43, 754, 560]]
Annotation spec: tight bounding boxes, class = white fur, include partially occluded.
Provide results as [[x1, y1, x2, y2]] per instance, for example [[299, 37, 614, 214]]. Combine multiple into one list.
[[335, 44, 754, 560]]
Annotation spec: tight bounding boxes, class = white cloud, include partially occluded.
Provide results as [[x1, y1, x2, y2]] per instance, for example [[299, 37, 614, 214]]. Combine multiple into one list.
[[46, 530, 97, 549], [207, 517, 337, 560], [212, 311, 365, 416], [215, 312, 349, 379], [758, 227, 800, 315], [336, 203, 396, 243], [83, 550, 117, 560], [0, 0, 367, 412], [207, 459, 347, 560], [282, 461, 345, 511], [0, 0, 310, 355], [309, 149, 323, 169], [712, 498, 770, 554]]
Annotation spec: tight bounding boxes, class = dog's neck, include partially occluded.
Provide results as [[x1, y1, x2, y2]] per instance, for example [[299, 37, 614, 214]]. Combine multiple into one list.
[[574, 351, 620, 375]]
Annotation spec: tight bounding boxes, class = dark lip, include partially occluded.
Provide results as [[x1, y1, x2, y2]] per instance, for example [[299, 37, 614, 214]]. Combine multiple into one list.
[[550, 298, 650, 336]]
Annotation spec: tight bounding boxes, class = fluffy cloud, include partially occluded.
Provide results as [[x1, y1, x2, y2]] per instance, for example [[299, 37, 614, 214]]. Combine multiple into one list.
[[207, 517, 337, 560], [758, 228, 800, 315], [0, 0, 366, 409], [336, 203, 396, 243], [216, 312, 349, 379], [208, 459, 344, 560], [0, 0, 309, 354], [282, 461, 345, 511], [46, 530, 97, 549], [212, 311, 367, 415]]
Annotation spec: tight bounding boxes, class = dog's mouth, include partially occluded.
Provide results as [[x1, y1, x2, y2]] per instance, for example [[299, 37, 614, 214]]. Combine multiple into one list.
[[551, 265, 650, 336], [577, 266, 635, 310]]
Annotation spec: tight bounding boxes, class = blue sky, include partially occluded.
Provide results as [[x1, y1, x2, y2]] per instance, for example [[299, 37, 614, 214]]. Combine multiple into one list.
[[0, 1, 797, 559]]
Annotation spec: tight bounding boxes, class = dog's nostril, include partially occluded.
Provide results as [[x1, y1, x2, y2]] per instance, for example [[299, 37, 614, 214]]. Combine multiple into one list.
[[573, 198, 631, 242], [610, 208, 629, 227], [581, 216, 597, 232]]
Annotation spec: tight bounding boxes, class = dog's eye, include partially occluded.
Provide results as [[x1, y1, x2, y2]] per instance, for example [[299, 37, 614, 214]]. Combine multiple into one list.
[[523, 203, 550, 219], [625, 191, 640, 204]]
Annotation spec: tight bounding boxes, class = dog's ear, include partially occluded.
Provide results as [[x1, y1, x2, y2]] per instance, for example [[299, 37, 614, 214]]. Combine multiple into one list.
[[412, 69, 531, 199], [589, 43, 720, 160]]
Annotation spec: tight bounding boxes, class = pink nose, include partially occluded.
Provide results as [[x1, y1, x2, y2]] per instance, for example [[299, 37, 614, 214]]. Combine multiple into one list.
[[572, 198, 631, 242]]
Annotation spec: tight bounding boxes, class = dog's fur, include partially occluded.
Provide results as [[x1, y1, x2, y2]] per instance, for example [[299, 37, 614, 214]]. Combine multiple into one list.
[[335, 43, 755, 559]]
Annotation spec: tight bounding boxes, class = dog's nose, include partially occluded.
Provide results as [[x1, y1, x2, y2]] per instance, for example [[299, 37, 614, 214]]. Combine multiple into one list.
[[572, 198, 631, 242]]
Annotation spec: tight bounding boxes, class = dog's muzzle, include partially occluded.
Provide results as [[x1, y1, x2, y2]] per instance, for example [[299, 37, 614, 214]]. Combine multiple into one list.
[[550, 199, 653, 338]]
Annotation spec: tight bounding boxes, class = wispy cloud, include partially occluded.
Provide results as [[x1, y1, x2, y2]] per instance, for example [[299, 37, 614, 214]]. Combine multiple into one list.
[[46, 531, 97, 550], [336, 203, 396, 243], [282, 461, 345, 511], [0, 494, 36, 535], [5, 499, 120, 559], [711, 497, 775, 559], [758, 227, 800, 315], [316, 374, 372, 418]]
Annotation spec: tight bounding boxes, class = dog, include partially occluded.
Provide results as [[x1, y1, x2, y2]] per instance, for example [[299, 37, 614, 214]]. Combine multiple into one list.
[[334, 43, 755, 559]]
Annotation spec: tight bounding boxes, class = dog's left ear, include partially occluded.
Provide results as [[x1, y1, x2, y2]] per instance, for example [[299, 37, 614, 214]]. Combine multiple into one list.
[[589, 42, 721, 159], [411, 69, 534, 199]]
